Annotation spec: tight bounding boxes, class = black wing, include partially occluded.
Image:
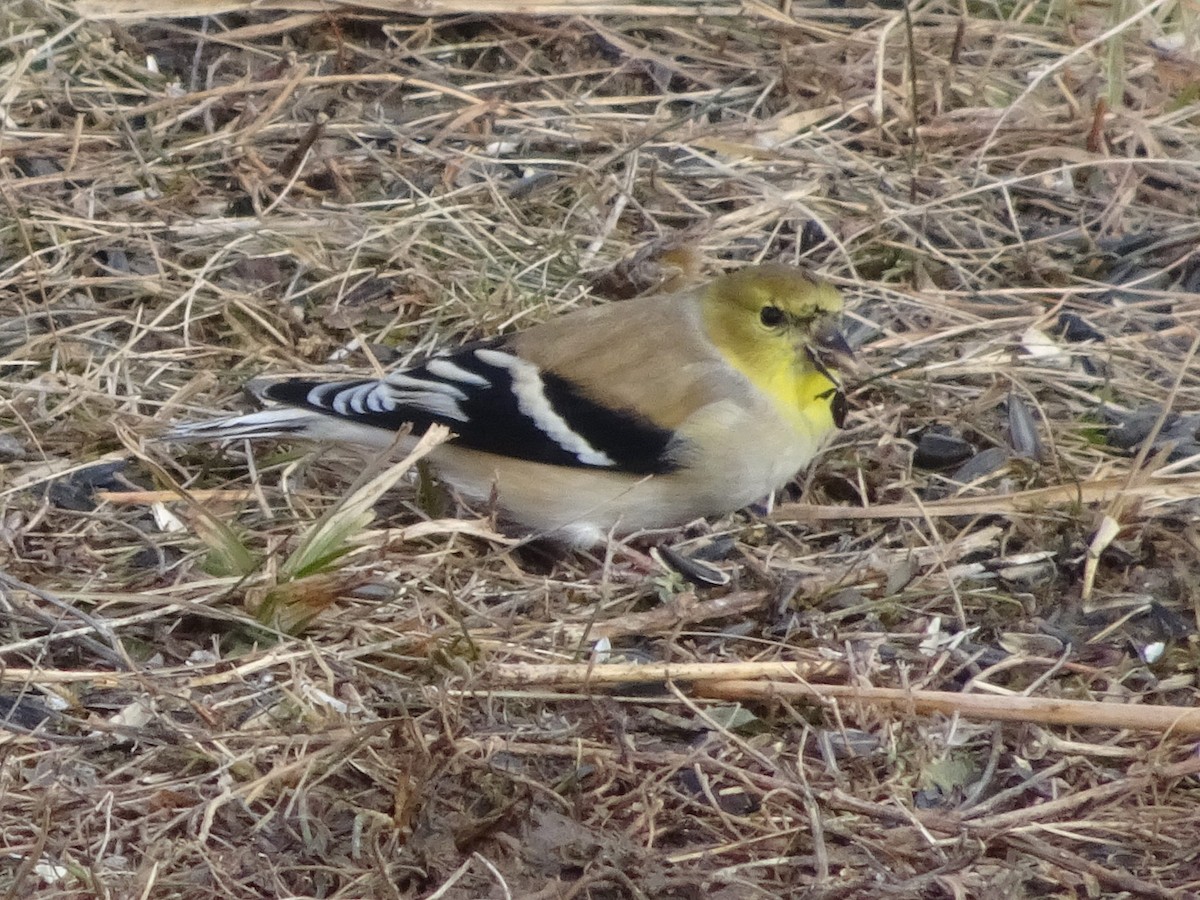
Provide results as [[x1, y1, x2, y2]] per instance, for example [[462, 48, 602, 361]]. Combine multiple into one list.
[[260, 340, 678, 474]]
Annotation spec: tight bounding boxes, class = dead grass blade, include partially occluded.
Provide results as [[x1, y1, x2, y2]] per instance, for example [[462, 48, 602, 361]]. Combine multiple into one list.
[[778, 471, 1200, 521], [276, 425, 450, 581], [694, 679, 1200, 736]]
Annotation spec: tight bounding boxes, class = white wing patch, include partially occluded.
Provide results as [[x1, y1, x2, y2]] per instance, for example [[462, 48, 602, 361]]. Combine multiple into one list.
[[312, 381, 392, 416], [424, 357, 490, 387], [473, 347, 616, 467], [304, 372, 477, 423], [381, 372, 472, 422]]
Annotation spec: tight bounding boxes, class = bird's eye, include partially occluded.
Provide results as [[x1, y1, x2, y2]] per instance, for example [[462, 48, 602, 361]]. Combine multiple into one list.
[[759, 305, 786, 327]]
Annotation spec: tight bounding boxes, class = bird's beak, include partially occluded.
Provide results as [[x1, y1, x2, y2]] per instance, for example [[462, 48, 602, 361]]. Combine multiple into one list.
[[807, 322, 856, 377]]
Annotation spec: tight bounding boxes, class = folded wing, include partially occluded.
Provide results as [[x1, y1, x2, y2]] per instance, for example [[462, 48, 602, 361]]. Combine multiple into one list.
[[166, 339, 679, 475]]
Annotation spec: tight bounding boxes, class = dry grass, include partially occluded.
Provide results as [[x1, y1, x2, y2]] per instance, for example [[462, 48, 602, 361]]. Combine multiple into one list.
[[3, 0, 1200, 896]]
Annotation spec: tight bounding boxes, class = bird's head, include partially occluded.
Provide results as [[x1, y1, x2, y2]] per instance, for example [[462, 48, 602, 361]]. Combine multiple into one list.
[[700, 263, 853, 385]]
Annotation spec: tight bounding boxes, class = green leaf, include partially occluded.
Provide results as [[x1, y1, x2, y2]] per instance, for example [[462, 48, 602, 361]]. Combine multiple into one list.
[[278, 425, 451, 582], [194, 514, 259, 578]]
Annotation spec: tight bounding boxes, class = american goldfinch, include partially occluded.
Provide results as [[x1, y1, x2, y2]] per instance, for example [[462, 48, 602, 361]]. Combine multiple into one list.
[[166, 264, 852, 547]]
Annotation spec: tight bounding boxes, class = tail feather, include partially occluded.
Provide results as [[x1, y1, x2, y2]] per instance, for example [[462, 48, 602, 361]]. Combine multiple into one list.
[[164, 408, 403, 449], [164, 408, 324, 442]]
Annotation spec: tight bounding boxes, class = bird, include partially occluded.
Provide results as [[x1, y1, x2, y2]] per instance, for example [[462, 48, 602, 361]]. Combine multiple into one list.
[[165, 263, 853, 548]]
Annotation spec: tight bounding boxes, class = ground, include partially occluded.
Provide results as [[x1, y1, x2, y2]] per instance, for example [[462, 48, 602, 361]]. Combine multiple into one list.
[[2, 1, 1200, 897]]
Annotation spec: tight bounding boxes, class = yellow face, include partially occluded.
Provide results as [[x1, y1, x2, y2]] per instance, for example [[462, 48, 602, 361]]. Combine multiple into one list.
[[702, 263, 848, 374], [697, 264, 850, 434]]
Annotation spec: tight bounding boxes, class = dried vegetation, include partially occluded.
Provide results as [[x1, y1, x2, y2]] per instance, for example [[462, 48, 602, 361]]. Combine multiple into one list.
[[3, 0, 1200, 896]]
